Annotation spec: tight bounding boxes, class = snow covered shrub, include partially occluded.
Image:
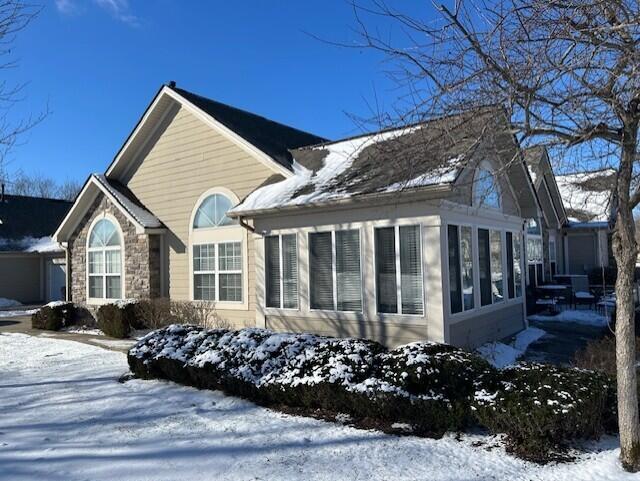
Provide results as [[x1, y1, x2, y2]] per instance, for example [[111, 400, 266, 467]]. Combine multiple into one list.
[[31, 301, 76, 330], [260, 337, 385, 410], [473, 363, 616, 462], [128, 324, 216, 383], [97, 300, 139, 338], [349, 342, 498, 435]]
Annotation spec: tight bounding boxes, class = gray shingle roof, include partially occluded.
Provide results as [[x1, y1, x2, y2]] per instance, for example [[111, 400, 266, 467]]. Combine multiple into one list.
[[171, 86, 327, 170], [232, 110, 500, 215], [0, 194, 71, 251], [93, 174, 162, 228]]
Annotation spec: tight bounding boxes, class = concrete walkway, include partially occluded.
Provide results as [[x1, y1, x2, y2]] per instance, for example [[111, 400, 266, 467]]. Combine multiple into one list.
[[0, 310, 136, 353], [522, 319, 609, 365]]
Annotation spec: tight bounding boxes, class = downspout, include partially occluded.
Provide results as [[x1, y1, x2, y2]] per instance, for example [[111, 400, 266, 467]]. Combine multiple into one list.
[[238, 216, 255, 234]]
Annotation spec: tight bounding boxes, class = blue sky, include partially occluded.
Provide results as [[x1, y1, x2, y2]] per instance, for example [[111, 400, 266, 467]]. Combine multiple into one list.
[[3, 0, 433, 184]]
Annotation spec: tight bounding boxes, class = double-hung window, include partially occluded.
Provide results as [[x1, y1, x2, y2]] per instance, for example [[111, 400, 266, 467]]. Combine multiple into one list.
[[448, 224, 474, 314], [88, 218, 122, 300], [193, 241, 242, 302], [309, 230, 362, 312], [374, 225, 423, 315], [265, 234, 298, 309]]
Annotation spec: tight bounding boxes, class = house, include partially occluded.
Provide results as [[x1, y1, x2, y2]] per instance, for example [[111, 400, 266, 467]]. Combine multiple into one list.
[[54, 82, 326, 329], [524, 147, 613, 284], [0, 193, 71, 303], [55, 81, 609, 348]]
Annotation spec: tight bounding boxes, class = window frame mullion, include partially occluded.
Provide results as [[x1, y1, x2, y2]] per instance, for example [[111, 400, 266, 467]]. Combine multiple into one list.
[[279, 235, 284, 309], [395, 226, 402, 314], [331, 231, 338, 311]]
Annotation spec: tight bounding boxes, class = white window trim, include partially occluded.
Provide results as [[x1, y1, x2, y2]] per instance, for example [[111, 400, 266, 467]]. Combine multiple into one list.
[[85, 213, 125, 305], [264, 233, 299, 311], [188, 187, 248, 310], [507, 229, 524, 300], [372, 224, 425, 317], [307, 229, 364, 314], [193, 241, 243, 303], [446, 222, 476, 316], [445, 221, 523, 320]]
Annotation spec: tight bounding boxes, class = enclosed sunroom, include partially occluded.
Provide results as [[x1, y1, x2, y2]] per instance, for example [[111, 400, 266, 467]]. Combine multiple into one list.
[[230, 111, 541, 348]]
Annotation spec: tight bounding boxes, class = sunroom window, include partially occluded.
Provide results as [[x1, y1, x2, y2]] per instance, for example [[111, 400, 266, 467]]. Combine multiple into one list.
[[374, 225, 423, 315], [308, 230, 362, 312], [265, 234, 298, 309], [448, 224, 474, 314], [88, 218, 122, 300]]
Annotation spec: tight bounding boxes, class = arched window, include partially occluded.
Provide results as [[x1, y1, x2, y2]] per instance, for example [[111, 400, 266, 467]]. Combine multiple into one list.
[[473, 164, 501, 209], [193, 194, 236, 228], [190, 190, 244, 304], [87, 218, 122, 300]]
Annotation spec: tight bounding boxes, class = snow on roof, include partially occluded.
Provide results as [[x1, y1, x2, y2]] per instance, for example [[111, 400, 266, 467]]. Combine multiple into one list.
[[0, 236, 63, 253], [93, 174, 162, 229], [555, 170, 615, 223], [230, 114, 486, 215], [233, 126, 454, 214]]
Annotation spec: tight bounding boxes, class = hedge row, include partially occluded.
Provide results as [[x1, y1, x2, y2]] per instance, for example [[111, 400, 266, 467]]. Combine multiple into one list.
[[128, 325, 617, 461], [31, 301, 76, 330]]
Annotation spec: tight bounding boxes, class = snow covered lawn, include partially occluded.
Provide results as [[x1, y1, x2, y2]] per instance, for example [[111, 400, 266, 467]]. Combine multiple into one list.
[[0, 333, 633, 481]]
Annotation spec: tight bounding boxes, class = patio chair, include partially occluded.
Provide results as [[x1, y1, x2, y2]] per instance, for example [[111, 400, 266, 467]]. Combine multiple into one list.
[[574, 290, 596, 310]]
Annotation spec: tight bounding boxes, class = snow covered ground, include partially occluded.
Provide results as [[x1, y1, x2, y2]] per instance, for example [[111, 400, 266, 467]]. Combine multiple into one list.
[[0, 333, 633, 481], [476, 327, 547, 368], [528, 309, 609, 327], [0, 298, 21, 308]]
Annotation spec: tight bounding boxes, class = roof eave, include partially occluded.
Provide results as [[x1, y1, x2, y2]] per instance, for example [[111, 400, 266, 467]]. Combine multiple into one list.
[[229, 183, 453, 219]]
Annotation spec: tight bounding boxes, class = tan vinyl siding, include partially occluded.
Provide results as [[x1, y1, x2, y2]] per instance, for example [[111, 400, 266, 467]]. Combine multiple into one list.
[[265, 315, 428, 348], [447, 302, 525, 348], [123, 106, 276, 326]]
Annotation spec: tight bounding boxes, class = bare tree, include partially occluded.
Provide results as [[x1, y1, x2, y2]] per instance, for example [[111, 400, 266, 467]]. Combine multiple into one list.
[[5, 170, 81, 200], [0, 1, 44, 176], [351, 0, 640, 470]]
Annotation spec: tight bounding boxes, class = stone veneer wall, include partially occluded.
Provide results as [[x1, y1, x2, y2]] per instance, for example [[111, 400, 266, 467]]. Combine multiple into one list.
[[68, 192, 161, 306]]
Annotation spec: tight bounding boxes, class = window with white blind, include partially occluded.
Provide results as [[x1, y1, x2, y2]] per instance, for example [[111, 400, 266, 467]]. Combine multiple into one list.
[[265, 234, 298, 309], [374, 225, 423, 315], [193, 241, 242, 302], [309, 230, 362, 312]]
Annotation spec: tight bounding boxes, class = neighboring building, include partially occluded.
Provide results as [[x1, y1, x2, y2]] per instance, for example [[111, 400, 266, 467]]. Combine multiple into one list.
[[524, 147, 613, 282], [54, 82, 610, 349], [0, 194, 71, 303]]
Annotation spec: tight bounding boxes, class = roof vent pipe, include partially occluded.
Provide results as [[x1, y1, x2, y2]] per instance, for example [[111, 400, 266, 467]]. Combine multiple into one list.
[[168, 80, 176, 88]]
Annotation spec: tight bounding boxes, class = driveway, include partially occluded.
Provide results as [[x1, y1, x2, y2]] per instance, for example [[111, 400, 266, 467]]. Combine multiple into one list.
[[0, 308, 135, 353]]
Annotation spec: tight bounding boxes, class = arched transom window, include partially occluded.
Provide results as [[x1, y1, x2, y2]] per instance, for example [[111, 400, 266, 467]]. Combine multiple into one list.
[[191, 192, 243, 303], [88, 218, 122, 300], [473, 164, 501, 209], [193, 194, 236, 228]]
